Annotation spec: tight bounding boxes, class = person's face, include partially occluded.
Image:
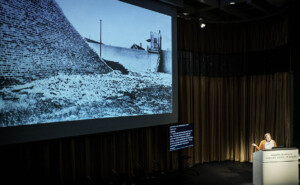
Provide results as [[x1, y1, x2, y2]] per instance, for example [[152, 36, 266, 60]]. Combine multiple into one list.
[[265, 135, 271, 142]]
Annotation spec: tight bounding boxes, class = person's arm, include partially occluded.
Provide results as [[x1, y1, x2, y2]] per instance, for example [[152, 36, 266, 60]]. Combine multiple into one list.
[[256, 141, 264, 151], [273, 140, 277, 147]]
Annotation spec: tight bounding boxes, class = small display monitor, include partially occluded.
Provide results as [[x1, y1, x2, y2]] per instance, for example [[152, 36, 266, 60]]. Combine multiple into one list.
[[169, 124, 194, 151]]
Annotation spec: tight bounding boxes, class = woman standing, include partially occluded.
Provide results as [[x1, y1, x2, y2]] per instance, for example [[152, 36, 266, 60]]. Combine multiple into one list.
[[252, 133, 277, 150]]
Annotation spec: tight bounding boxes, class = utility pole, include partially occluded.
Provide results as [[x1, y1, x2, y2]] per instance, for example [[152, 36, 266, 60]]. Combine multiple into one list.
[[100, 19, 102, 58]]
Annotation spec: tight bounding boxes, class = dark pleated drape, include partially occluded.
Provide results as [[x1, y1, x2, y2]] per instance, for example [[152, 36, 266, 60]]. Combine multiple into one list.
[[177, 15, 291, 164], [0, 12, 292, 185], [178, 69, 291, 163], [0, 126, 172, 184], [177, 15, 289, 53]]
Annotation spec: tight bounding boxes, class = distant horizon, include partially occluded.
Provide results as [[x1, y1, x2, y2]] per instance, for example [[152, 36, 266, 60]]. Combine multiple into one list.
[[55, 0, 172, 50]]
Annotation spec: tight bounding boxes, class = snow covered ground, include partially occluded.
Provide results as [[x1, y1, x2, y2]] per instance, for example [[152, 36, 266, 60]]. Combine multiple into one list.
[[0, 71, 172, 127]]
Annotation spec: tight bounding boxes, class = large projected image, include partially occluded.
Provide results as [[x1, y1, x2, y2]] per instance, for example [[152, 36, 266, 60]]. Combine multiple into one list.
[[0, 0, 172, 127]]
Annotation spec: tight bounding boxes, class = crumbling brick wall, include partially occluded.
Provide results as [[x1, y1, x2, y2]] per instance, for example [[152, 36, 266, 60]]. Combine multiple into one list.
[[0, 0, 111, 87]]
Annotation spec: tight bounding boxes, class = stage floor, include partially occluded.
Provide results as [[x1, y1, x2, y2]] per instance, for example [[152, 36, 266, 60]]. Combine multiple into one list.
[[144, 161, 253, 185]]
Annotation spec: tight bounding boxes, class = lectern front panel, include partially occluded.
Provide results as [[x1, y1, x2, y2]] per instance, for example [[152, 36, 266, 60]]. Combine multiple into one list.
[[263, 161, 298, 185], [253, 148, 299, 185]]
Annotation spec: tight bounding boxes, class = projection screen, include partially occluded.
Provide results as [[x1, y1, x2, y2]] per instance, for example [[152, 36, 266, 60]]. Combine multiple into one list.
[[0, 0, 178, 145]]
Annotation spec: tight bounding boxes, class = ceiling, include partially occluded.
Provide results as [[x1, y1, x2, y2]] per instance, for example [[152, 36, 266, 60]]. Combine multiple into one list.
[[159, 0, 293, 22]]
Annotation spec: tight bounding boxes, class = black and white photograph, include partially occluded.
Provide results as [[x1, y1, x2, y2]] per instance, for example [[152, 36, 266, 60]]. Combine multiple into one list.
[[0, 0, 173, 127]]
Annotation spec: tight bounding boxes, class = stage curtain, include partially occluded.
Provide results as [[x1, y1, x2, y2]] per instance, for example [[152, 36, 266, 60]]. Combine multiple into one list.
[[178, 15, 289, 53], [178, 70, 290, 163], [177, 14, 291, 164], [0, 126, 172, 185]]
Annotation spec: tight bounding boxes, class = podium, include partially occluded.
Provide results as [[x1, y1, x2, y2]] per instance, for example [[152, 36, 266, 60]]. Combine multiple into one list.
[[253, 148, 299, 185]]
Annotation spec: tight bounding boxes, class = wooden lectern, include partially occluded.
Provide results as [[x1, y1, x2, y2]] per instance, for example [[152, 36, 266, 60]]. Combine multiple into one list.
[[253, 148, 299, 185]]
